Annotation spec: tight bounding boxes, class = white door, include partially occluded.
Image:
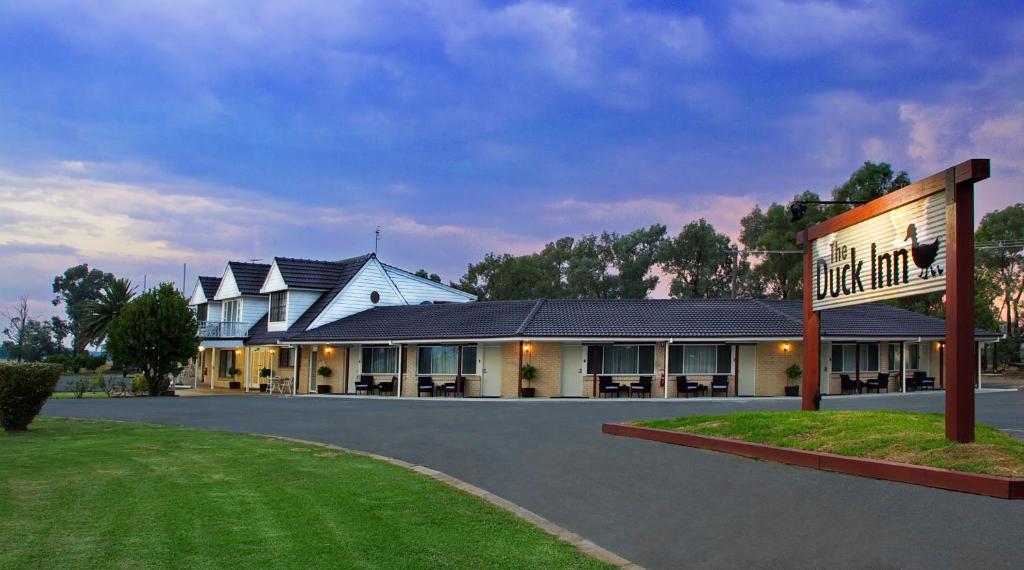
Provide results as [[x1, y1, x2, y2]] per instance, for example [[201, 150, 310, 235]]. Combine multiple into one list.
[[560, 344, 583, 397], [737, 345, 756, 396], [481, 344, 502, 397], [819, 342, 832, 395], [307, 349, 318, 393]]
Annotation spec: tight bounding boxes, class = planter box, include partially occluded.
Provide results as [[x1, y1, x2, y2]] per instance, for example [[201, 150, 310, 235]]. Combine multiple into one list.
[[317, 384, 332, 394], [521, 387, 536, 398], [228, 381, 241, 390], [259, 383, 269, 393], [784, 385, 799, 397]]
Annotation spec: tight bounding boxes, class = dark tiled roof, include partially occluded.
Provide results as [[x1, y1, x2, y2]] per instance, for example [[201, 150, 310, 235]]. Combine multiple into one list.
[[245, 314, 288, 345], [274, 254, 372, 290], [290, 300, 539, 342], [198, 276, 220, 300], [227, 261, 271, 295], [284, 298, 1000, 343]]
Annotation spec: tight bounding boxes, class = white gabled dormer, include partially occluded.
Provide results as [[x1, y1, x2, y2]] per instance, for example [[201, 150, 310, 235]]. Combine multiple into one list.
[[188, 280, 208, 306], [257, 258, 333, 333], [308, 257, 405, 329], [213, 264, 241, 301], [383, 265, 477, 304], [260, 260, 288, 294]]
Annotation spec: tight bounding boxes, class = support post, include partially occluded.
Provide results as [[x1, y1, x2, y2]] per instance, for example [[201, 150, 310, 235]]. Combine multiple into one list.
[[901, 341, 907, 393], [396, 344, 403, 398], [663, 340, 671, 398], [801, 231, 820, 411], [944, 168, 976, 443], [517, 341, 524, 398]]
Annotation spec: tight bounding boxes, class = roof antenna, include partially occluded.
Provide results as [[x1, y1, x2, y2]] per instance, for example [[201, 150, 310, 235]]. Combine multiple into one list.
[[374, 226, 381, 255]]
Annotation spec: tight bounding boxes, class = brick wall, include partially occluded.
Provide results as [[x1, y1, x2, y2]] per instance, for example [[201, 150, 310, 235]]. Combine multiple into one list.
[[755, 341, 802, 396]]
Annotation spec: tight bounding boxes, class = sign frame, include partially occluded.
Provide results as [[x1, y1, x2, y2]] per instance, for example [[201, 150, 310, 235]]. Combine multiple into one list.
[[796, 158, 990, 443]]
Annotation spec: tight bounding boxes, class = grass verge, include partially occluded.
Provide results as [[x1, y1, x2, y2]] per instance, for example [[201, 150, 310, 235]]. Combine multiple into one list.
[[634, 411, 1024, 477], [0, 417, 610, 569]]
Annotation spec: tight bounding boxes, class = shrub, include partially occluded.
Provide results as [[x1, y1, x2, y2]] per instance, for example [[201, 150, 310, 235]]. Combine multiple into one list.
[[44, 354, 73, 372], [70, 376, 92, 398], [316, 366, 332, 379], [259, 367, 272, 379], [76, 353, 107, 372], [131, 373, 148, 396], [785, 364, 803, 386], [521, 363, 537, 384], [93, 373, 117, 397], [0, 363, 62, 431]]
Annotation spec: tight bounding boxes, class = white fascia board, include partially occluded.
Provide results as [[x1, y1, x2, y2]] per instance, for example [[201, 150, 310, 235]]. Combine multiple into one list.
[[287, 335, 804, 345]]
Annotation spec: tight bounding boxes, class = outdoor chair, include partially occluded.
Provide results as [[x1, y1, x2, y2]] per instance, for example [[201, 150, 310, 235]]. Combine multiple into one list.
[[629, 376, 652, 398], [417, 376, 435, 397], [355, 375, 375, 395], [675, 376, 706, 398], [711, 375, 729, 397], [865, 372, 890, 393], [913, 370, 936, 390], [840, 374, 859, 395], [598, 376, 621, 398], [376, 376, 397, 396], [441, 377, 465, 397]]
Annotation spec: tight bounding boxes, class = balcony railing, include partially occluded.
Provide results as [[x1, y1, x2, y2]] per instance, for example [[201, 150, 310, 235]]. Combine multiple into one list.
[[198, 321, 249, 338]]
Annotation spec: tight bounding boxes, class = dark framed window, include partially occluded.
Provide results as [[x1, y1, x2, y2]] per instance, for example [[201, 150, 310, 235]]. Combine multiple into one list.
[[361, 346, 398, 375], [859, 344, 879, 372], [218, 350, 236, 377], [887, 344, 901, 371], [668, 345, 732, 375], [461, 346, 477, 375], [907, 344, 920, 369], [832, 343, 879, 373], [585, 344, 655, 375], [269, 291, 287, 323], [195, 303, 208, 322], [278, 347, 292, 368], [417, 346, 458, 375]]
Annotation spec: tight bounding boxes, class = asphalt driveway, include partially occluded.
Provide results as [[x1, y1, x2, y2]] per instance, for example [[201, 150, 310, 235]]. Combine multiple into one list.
[[43, 391, 1024, 569]]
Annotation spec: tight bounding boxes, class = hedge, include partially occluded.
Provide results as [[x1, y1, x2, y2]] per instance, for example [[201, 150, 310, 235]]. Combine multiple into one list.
[[0, 363, 62, 431]]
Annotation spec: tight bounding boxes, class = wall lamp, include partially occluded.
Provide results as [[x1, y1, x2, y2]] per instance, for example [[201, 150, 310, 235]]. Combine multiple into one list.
[[781, 343, 792, 353]]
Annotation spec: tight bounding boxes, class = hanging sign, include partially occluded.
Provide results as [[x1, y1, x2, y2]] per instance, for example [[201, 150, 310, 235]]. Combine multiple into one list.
[[811, 191, 946, 311]]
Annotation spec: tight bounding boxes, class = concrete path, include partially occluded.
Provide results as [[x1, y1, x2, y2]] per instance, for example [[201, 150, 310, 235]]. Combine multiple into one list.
[[43, 391, 1024, 569]]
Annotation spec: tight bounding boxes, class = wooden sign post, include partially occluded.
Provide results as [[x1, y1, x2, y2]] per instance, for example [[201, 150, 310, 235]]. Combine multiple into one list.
[[796, 159, 989, 443]]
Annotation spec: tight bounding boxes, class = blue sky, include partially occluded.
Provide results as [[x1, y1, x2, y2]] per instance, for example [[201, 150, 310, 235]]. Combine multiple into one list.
[[1, 0, 1022, 315]]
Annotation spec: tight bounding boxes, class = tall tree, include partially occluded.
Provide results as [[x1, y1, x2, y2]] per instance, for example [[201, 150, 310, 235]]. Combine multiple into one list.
[[603, 224, 667, 298], [414, 269, 442, 283], [106, 283, 199, 396], [79, 278, 137, 349], [739, 191, 826, 299], [2, 298, 32, 362], [52, 264, 114, 353], [976, 203, 1024, 337], [659, 219, 734, 298], [827, 161, 911, 216], [2, 299, 59, 362]]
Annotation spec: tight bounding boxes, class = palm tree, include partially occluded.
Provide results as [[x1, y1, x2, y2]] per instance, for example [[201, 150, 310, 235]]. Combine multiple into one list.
[[80, 278, 137, 350]]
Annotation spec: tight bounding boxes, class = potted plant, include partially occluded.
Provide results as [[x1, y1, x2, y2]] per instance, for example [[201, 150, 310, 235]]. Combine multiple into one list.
[[784, 364, 802, 397], [227, 367, 242, 389], [258, 367, 271, 392], [520, 363, 537, 398], [316, 366, 332, 394]]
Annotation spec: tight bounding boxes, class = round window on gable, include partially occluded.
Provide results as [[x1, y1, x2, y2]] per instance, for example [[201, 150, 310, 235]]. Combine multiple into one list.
[[370, 291, 381, 304]]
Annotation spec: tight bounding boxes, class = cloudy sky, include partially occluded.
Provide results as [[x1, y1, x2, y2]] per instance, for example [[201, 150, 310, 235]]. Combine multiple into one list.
[[1, 0, 1022, 316]]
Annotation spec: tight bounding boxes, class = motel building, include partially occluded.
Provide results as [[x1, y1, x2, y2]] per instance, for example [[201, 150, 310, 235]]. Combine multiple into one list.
[[188, 253, 1000, 399]]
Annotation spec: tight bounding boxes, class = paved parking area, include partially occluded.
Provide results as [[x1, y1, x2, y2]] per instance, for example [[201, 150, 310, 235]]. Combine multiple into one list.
[[44, 391, 1024, 569]]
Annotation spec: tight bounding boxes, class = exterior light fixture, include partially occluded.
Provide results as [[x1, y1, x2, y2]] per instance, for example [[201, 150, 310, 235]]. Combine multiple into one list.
[[781, 343, 791, 353], [522, 342, 532, 353], [198, 346, 205, 352]]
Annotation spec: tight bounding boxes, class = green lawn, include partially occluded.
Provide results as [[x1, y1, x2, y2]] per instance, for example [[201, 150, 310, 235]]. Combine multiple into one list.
[[50, 391, 115, 399], [0, 418, 610, 569], [635, 411, 1024, 477]]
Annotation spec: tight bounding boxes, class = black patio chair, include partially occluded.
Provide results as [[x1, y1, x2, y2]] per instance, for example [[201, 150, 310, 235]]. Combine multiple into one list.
[[675, 376, 706, 398], [442, 376, 465, 397], [598, 376, 621, 398], [629, 376, 652, 398], [711, 375, 728, 397], [417, 376, 434, 397], [376, 376, 397, 396], [913, 370, 936, 390], [355, 375, 375, 395], [840, 374, 859, 395], [865, 372, 890, 393]]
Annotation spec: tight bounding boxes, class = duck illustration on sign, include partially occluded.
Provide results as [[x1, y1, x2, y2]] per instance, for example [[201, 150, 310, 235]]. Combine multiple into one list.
[[904, 223, 942, 279]]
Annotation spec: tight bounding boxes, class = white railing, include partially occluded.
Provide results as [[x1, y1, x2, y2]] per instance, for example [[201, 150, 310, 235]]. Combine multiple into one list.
[[197, 321, 249, 338]]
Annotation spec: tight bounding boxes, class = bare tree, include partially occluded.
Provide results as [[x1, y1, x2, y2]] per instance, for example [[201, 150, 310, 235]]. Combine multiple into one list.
[[2, 297, 32, 362]]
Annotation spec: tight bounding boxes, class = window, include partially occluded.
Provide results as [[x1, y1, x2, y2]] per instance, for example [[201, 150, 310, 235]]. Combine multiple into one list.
[[269, 291, 287, 323], [361, 346, 398, 375], [668, 345, 733, 375], [461, 346, 477, 375], [218, 350, 236, 377], [417, 346, 458, 375], [195, 303, 208, 322], [831, 344, 879, 373], [907, 344, 920, 369], [223, 300, 240, 322], [278, 347, 292, 368], [887, 344, 901, 371], [860, 344, 879, 372], [585, 345, 655, 375]]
